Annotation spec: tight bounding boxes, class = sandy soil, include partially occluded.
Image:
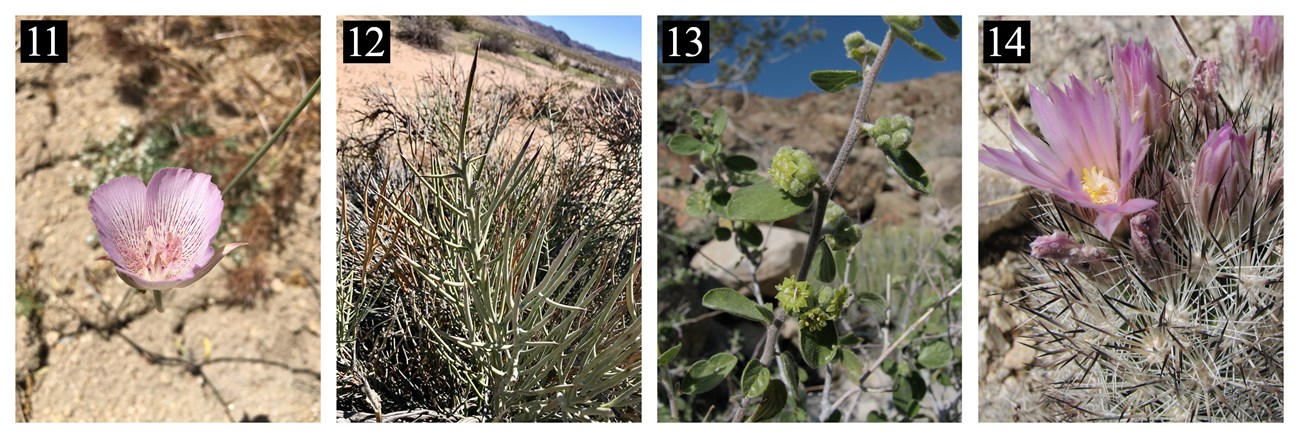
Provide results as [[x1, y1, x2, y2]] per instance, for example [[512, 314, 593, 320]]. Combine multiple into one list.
[[15, 16, 321, 422]]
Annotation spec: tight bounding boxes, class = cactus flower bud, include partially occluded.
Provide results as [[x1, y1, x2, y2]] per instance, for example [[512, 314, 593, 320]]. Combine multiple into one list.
[[1029, 232, 1104, 264], [770, 146, 820, 197], [1129, 210, 1171, 278], [1191, 122, 1250, 227], [1110, 39, 1169, 146]]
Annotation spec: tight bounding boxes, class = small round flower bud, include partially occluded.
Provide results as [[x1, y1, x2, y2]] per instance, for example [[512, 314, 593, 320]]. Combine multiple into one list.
[[770, 146, 820, 197], [843, 31, 867, 50], [847, 40, 881, 64], [865, 115, 915, 150], [824, 218, 862, 250]]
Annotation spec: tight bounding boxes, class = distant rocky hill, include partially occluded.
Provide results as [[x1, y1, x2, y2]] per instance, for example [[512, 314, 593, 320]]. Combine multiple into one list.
[[482, 16, 641, 72]]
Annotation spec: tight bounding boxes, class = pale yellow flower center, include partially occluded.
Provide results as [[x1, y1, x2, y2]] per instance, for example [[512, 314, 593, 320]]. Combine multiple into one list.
[[1081, 166, 1120, 205]]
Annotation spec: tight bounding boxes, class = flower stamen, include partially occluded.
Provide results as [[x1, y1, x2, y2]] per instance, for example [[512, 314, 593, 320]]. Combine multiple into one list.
[[1081, 166, 1120, 205]]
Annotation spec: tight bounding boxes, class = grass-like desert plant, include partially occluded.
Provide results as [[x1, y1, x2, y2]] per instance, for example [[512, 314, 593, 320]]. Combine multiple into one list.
[[337, 50, 641, 422]]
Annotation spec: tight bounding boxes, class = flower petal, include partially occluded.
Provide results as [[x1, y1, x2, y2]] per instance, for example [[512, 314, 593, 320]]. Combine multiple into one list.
[[89, 175, 149, 274], [145, 168, 225, 277], [173, 242, 248, 289], [1093, 212, 1125, 240]]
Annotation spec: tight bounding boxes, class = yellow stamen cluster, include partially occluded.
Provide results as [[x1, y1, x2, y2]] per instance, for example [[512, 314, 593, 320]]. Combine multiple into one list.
[[1081, 166, 1120, 205]]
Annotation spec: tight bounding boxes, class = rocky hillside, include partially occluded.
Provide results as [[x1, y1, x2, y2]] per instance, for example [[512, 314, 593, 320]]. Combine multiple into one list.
[[481, 16, 641, 72]]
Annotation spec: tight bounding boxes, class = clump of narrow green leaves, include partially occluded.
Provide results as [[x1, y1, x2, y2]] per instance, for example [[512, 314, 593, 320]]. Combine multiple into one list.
[[769, 146, 820, 197], [339, 49, 641, 422]]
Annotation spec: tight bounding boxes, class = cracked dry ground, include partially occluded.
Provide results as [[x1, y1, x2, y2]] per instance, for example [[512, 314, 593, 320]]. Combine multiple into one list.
[[14, 17, 321, 422]]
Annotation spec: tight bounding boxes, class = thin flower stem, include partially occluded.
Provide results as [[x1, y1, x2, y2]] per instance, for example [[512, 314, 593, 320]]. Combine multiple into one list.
[[151, 290, 164, 313], [224, 76, 322, 194], [732, 29, 898, 423]]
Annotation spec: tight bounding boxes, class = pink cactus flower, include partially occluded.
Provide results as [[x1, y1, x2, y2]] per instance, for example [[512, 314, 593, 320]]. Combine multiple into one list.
[[90, 167, 245, 292], [1191, 122, 1251, 226], [1110, 39, 1169, 145], [980, 76, 1156, 239]]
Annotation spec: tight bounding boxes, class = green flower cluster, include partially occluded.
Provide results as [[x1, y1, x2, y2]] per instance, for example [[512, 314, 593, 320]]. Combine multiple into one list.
[[775, 277, 812, 313], [865, 115, 915, 151], [775, 278, 851, 331], [769, 146, 820, 197], [823, 202, 862, 250]]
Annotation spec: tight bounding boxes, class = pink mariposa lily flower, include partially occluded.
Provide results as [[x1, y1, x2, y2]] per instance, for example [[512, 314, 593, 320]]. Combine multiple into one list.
[[90, 167, 245, 292], [980, 76, 1156, 239]]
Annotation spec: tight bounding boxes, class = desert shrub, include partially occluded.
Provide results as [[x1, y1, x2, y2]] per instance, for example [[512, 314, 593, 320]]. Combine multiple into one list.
[[532, 45, 556, 63], [445, 15, 470, 32], [394, 16, 451, 51], [481, 31, 515, 54], [337, 50, 641, 422]]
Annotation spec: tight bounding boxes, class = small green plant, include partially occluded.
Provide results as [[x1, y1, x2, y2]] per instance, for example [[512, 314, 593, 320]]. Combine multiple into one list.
[[658, 16, 961, 422]]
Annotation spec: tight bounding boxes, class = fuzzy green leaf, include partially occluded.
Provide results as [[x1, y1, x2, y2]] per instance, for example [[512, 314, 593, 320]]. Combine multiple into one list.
[[668, 134, 706, 155], [932, 16, 961, 39], [881, 148, 932, 194], [838, 348, 864, 380], [658, 344, 681, 366], [747, 379, 788, 422], [809, 70, 863, 93], [777, 352, 799, 387], [858, 291, 886, 315], [799, 322, 839, 368], [867, 410, 888, 422], [917, 341, 954, 369], [702, 288, 773, 324], [886, 22, 917, 45], [723, 180, 814, 222], [892, 370, 927, 417], [740, 360, 771, 398], [811, 241, 836, 283], [724, 155, 759, 173], [711, 107, 729, 137], [735, 222, 763, 247], [682, 353, 739, 395], [909, 41, 946, 62]]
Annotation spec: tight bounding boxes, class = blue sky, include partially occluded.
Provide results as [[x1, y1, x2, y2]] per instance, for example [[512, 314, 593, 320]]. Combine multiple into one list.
[[662, 16, 961, 98], [528, 16, 642, 62]]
